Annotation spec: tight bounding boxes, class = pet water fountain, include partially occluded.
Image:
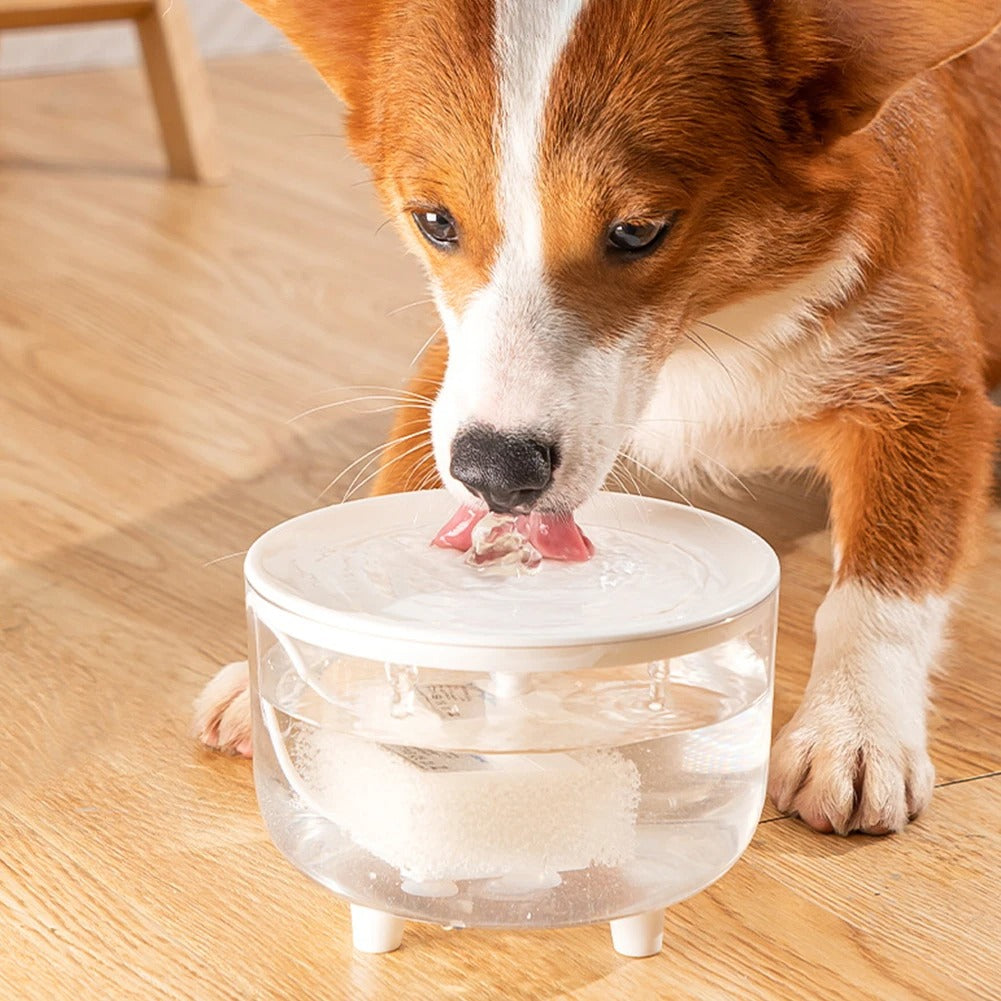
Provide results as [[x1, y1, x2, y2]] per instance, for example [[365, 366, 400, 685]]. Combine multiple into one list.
[[245, 490, 778, 957]]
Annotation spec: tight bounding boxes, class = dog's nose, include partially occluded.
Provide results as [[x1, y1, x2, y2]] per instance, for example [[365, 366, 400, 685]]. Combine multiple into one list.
[[450, 426, 556, 513]]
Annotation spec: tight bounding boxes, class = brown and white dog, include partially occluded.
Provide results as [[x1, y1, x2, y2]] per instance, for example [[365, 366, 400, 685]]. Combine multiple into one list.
[[195, 0, 1001, 836]]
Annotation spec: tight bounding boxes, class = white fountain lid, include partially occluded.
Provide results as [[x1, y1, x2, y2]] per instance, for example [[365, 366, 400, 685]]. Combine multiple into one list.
[[244, 490, 779, 672]]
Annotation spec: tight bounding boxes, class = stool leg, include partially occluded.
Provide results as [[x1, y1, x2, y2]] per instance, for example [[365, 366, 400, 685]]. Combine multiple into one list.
[[609, 909, 665, 958], [350, 904, 405, 954], [135, 0, 228, 182]]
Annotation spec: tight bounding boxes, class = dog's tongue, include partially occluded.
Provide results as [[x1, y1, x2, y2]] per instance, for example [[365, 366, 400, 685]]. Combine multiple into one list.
[[432, 505, 485, 551], [523, 512, 594, 561], [432, 505, 594, 562]]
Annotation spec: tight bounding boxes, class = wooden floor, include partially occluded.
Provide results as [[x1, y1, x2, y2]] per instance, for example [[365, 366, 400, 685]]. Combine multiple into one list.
[[1, 52, 999, 1001]]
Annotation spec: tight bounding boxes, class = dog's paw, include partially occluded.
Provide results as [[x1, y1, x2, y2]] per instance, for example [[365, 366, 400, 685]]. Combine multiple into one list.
[[192, 660, 253, 758], [768, 699, 934, 835]]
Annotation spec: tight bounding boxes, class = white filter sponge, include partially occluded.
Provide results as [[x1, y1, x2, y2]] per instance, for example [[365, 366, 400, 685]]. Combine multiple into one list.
[[297, 733, 641, 882]]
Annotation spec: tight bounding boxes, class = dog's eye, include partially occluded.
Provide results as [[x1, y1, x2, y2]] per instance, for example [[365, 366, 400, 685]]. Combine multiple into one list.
[[413, 209, 458, 248], [606, 215, 675, 256]]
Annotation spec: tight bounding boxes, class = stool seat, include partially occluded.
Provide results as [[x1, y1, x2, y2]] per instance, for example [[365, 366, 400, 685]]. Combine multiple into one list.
[[0, 0, 228, 182]]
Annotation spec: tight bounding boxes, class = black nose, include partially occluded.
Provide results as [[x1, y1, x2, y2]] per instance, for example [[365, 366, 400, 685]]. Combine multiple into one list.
[[450, 426, 556, 513]]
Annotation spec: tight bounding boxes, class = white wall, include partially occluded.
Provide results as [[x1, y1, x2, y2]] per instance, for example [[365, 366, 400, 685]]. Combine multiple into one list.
[[0, 0, 285, 77]]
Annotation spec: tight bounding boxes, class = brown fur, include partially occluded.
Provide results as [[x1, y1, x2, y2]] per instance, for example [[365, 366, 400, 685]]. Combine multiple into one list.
[[358, 1, 1001, 596]]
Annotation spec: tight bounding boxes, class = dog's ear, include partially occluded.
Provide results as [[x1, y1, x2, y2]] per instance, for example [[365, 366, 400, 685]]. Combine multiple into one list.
[[245, 1, 380, 111], [758, 0, 1001, 141]]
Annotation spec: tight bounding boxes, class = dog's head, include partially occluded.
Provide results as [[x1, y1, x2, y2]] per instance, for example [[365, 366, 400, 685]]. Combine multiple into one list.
[[251, 0, 1000, 513]]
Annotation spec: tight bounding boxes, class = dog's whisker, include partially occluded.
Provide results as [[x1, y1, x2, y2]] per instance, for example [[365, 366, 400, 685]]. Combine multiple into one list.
[[286, 395, 432, 424], [607, 465, 634, 500], [303, 384, 437, 405], [615, 460, 651, 513], [402, 452, 440, 492], [411, 457, 442, 489], [343, 439, 434, 502], [585, 418, 706, 431], [317, 428, 431, 503], [316, 442, 393, 503], [391, 415, 435, 434], [605, 458, 650, 522], [339, 430, 433, 501], [352, 172, 450, 189], [410, 325, 445, 369], [293, 131, 346, 141], [687, 447, 758, 499], [387, 298, 436, 318], [604, 466, 631, 497], [412, 469, 442, 493], [289, 402, 427, 423], [685, 331, 740, 392], [692, 318, 772, 362], [339, 431, 434, 501], [201, 550, 249, 569], [611, 456, 643, 496], [594, 420, 757, 500], [617, 452, 708, 523], [628, 417, 706, 427]]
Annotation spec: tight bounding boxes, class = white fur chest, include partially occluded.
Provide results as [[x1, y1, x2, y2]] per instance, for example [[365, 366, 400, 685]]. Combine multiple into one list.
[[628, 248, 863, 484]]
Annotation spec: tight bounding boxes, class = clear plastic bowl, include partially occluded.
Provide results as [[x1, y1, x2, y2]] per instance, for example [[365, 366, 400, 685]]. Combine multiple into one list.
[[246, 490, 779, 957]]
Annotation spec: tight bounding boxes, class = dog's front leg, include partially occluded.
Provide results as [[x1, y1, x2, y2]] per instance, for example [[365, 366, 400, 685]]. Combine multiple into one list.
[[768, 385, 996, 834]]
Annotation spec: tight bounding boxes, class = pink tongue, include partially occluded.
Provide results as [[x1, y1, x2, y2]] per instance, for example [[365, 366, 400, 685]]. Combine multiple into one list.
[[525, 512, 594, 561], [432, 505, 485, 551], [432, 505, 594, 562]]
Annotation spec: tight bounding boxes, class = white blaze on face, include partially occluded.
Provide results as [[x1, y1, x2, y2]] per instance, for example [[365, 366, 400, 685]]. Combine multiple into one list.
[[493, 0, 584, 276], [431, 0, 642, 509]]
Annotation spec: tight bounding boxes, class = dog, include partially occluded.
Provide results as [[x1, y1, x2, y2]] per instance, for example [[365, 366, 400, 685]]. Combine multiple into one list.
[[195, 0, 1001, 836]]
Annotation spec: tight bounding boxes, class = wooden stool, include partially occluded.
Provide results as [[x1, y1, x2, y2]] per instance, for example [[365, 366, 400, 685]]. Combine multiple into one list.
[[0, 0, 228, 182]]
